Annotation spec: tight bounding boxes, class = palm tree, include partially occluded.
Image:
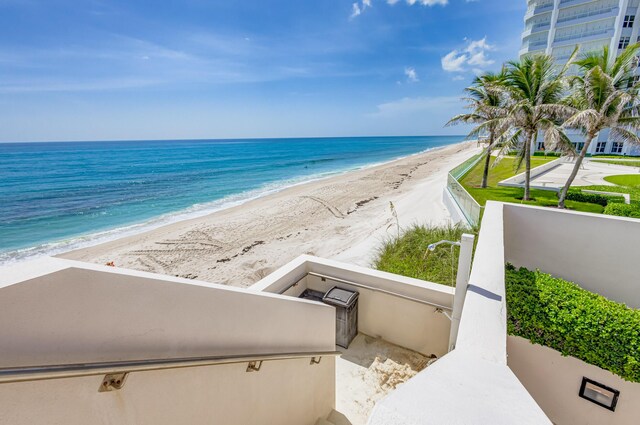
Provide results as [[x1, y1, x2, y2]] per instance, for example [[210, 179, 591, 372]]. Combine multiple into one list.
[[557, 44, 640, 208], [447, 71, 507, 188], [572, 44, 640, 90], [491, 52, 577, 201]]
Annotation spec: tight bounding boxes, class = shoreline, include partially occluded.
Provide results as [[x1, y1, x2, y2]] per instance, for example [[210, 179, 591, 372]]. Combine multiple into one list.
[[59, 141, 479, 287], [0, 142, 456, 266]]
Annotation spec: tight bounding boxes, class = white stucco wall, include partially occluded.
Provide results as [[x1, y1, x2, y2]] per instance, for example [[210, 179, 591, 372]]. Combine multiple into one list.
[[368, 202, 552, 425], [0, 258, 336, 367], [503, 204, 640, 308], [0, 258, 337, 425], [508, 336, 640, 425], [251, 255, 454, 357], [0, 356, 335, 425]]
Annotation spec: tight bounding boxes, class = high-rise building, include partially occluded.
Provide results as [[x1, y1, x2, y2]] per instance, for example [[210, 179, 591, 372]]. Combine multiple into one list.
[[521, 0, 640, 156]]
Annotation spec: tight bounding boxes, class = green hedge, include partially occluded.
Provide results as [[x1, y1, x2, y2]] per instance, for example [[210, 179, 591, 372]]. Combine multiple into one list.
[[604, 202, 640, 218], [564, 191, 623, 207], [532, 151, 562, 157], [506, 265, 640, 382], [508, 150, 562, 157]]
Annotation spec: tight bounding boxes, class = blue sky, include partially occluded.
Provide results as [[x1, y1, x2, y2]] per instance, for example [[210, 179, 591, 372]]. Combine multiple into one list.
[[0, 0, 526, 142]]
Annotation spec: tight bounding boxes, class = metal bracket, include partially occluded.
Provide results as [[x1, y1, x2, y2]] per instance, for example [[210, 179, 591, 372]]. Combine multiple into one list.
[[99, 372, 128, 392], [435, 308, 452, 321], [310, 356, 322, 365], [246, 361, 263, 372]]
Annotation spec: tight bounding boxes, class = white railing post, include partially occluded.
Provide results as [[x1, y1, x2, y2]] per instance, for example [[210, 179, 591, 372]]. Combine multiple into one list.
[[448, 233, 475, 352]]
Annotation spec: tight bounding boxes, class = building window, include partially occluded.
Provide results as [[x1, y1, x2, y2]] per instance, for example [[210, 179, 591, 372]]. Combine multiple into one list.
[[537, 142, 545, 151], [619, 36, 630, 49], [612, 142, 624, 154], [576, 142, 585, 152], [624, 15, 635, 28], [596, 142, 607, 153]]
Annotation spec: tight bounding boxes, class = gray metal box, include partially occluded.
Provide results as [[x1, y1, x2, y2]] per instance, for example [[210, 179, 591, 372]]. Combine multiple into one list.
[[322, 286, 359, 349]]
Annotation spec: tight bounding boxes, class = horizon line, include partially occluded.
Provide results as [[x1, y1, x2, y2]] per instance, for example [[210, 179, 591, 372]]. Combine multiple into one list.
[[0, 134, 468, 144]]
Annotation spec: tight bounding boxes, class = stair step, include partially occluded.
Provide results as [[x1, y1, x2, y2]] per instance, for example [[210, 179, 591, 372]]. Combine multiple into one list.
[[327, 409, 352, 425], [316, 409, 353, 425]]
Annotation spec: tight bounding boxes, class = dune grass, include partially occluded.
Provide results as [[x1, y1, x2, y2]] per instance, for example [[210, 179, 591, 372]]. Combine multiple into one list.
[[374, 224, 475, 287], [459, 156, 604, 214]]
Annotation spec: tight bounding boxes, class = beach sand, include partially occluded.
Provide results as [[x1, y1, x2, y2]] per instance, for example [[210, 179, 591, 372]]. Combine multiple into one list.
[[59, 141, 479, 287]]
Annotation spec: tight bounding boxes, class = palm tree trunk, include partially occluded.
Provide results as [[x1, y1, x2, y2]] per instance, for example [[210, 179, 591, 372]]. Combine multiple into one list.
[[558, 134, 595, 209], [481, 132, 493, 189], [523, 133, 534, 201]]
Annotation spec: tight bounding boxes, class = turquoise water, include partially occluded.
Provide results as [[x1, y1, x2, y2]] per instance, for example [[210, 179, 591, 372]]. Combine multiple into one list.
[[0, 136, 462, 263]]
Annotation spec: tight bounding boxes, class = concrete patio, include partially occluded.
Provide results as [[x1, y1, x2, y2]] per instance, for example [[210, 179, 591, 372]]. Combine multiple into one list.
[[498, 157, 640, 190]]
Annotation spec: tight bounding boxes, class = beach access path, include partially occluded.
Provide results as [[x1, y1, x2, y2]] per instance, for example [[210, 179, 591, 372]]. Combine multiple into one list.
[[59, 141, 479, 287]]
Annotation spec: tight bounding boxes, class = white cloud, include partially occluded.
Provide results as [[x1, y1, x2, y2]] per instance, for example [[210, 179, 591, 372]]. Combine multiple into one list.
[[371, 96, 459, 117], [409, 0, 448, 4], [404, 66, 419, 82], [354, 0, 447, 18], [441, 51, 467, 72], [441, 36, 495, 73], [350, 2, 362, 18]]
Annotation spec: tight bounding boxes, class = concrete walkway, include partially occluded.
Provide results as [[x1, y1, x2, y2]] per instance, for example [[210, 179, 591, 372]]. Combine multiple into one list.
[[528, 158, 640, 188]]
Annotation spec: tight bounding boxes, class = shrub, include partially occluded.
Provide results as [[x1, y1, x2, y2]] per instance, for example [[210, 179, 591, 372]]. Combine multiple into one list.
[[603, 202, 640, 218], [374, 224, 475, 287], [532, 151, 562, 157], [564, 191, 623, 206], [506, 265, 640, 382]]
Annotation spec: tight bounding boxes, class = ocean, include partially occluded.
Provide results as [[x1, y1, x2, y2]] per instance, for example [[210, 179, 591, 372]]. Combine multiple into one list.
[[0, 136, 463, 264]]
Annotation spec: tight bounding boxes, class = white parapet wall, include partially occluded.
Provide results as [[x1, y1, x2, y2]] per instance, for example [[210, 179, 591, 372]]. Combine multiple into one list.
[[251, 255, 454, 357], [500, 204, 640, 425], [0, 258, 337, 425], [502, 203, 640, 308], [508, 336, 640, 425], [368, 202, 553, 425]]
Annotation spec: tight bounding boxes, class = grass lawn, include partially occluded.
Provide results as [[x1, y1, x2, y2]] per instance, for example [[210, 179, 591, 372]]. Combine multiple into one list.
[[590, 154, 640, 159], [603, 174, 640, 187], [592, 159, 640, 167], [459, 156, 604, 214]]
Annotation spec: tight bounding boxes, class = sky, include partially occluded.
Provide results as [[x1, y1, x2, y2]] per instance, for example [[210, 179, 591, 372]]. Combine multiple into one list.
[[0, 0, 527, 142]]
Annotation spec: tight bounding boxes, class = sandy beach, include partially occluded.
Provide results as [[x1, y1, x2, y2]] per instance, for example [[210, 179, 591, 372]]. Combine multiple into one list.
[[59, 141, 478, 287]]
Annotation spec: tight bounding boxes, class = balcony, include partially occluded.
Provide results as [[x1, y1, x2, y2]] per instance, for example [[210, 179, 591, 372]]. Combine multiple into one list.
[[525, 2, 554, 19], [559, 0, 602, 9], [522, 22, 552, 37], [555, 7, 619, 28], [552, 28, 614, 47], [520, 38, 549, 56]]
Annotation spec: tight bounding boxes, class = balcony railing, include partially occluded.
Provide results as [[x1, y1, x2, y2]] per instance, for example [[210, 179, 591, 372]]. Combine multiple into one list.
[[553, 28, 612, 44], [559, 0, 601, 8], [525, 22, 551, 34], [535, 3, 554, 13], [522, 39, 549, 51], [525, 2, 554, 18], [446, 153, 485, 228], [556, 7, 618, 24]]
